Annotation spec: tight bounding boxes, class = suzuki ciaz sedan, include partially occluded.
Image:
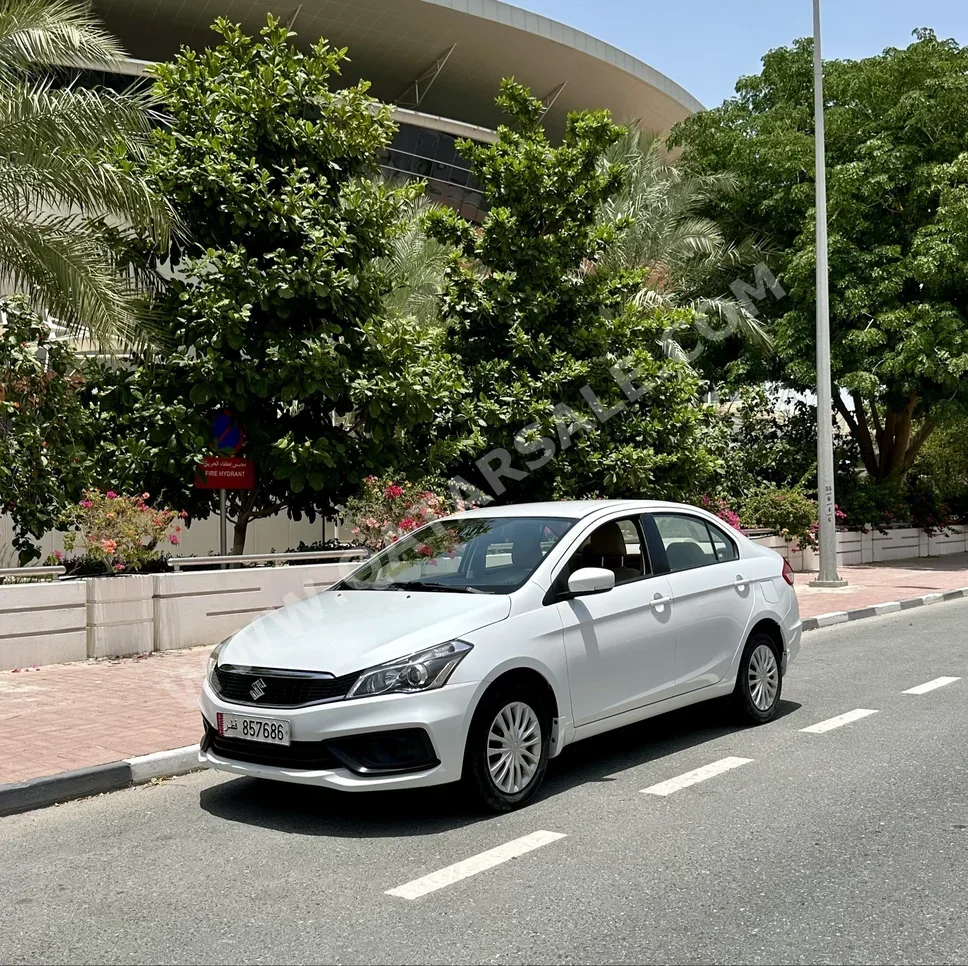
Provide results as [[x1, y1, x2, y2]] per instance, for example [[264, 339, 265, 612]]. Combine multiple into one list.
[[199, 500, 800, 811]]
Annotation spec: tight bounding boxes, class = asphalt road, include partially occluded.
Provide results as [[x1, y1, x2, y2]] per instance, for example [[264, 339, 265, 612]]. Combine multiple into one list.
[[2, 599, 967, 966]]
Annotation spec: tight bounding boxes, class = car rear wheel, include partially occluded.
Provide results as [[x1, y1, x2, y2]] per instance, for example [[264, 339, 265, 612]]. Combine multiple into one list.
[[731, 631, 782, 724], [462, 685, 550, 812]]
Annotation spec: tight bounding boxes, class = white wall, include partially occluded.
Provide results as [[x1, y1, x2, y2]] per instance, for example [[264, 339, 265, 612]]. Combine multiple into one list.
[[154, 562, 354, 651], [0, 558, 361, 668], [0, 581, 87, 670], [749, 526, 967, 570]]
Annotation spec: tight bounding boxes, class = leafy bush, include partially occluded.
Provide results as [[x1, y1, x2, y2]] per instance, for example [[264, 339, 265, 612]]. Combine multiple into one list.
[[906, 419, 968, 528], [343, 476, 476, 551], [835, 477, 910, 532], [740, 487, 820, 548], [0, 297, 91, 564], [698, 495, 743, 531], [58, 489, 185, 574]]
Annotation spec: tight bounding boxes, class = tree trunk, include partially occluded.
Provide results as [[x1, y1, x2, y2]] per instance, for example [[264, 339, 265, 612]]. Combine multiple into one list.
[[839, 393, 935, 484], [232, 518, 247, 556], [230, 488, 259, 556]]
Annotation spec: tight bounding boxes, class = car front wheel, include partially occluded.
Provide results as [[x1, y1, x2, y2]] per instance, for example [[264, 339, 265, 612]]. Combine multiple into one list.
[[731, 632, 782, 724], [462, 686, 550, 812]]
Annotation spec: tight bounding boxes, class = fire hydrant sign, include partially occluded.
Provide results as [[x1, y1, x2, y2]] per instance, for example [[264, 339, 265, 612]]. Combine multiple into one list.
[[195, 456, 255, 490]]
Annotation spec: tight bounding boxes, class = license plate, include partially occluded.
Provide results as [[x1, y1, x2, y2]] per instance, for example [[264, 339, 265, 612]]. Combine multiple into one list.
[[217, 712, 290, 746]]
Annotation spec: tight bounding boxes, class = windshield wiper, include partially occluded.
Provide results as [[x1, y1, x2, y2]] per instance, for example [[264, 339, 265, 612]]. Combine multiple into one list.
[[393, 580, 484, 594]]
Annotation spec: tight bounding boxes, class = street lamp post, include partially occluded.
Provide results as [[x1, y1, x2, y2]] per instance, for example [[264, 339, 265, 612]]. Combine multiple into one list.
[[809, 0, 847, 588]]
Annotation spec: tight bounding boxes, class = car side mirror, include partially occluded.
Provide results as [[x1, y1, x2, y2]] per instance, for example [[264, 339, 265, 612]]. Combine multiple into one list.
[[567, 567, 615, 597]]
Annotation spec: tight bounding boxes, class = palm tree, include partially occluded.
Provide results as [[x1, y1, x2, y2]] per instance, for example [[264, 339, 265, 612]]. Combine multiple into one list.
[[599, 124, 771, 355], [0, 0, 172, 346], [376, 189, 451, 330]]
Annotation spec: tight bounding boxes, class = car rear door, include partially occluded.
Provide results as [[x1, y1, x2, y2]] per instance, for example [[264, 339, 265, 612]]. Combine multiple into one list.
[[644, 511, 755, 694]]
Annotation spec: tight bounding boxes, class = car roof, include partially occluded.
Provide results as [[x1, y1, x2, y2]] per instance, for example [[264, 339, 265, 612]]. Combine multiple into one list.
[[445, 499, 702, 521]]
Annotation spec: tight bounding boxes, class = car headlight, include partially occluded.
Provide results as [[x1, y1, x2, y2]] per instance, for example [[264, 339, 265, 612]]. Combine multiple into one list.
[[207, 638, 230, 683], [346, 640, 473, 699]]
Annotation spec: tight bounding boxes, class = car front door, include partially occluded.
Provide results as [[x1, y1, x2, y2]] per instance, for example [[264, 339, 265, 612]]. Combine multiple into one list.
[[644, 512, 755, 694], [554, 516, 679, 727]]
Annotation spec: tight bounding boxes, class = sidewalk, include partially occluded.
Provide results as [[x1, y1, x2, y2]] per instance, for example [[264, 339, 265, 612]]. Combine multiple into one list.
[[793, 552, 968, 613], [3, 553, 968, 787]]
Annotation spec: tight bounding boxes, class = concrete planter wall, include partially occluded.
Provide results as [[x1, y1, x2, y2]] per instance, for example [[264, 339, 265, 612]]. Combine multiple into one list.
[[0, 581, 87, 671], [926, 527, 968, 556], [749, 525, 964, 568], [1, 558, 360, 668], [153, 562, 353, 652], [86, 574, 154, 659], [747, 533, 815, 572]]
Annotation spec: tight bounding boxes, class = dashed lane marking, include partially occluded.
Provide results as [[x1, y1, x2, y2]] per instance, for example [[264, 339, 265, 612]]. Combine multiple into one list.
[[385, 830, 566, 900], [800, 708, 878, 734], [902, 676, 961, 695], [640, 756, 753, 797]]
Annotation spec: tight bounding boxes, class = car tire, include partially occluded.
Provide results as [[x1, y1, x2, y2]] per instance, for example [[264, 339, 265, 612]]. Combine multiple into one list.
[[731, 631, 783, 724], [462, 684, 550, 813]]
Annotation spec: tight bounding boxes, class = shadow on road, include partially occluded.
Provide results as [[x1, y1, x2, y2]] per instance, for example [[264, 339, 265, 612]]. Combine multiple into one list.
[[541, 697, 800, 797], [198, 697, 800, 837]]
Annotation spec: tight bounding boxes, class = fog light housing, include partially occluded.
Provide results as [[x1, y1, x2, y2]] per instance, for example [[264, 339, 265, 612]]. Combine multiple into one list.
[[327, 728, 438, 774]]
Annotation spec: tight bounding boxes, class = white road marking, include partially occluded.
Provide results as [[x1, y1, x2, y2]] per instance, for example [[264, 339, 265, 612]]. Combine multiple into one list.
[[385, 830, 566, 900], [800, 708, 878, 733], [640, 756, 753, 797], [902, 676, 961, 695]]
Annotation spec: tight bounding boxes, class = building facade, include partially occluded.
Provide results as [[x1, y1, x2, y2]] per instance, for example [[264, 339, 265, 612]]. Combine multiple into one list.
[[92, 0, 702, 220]]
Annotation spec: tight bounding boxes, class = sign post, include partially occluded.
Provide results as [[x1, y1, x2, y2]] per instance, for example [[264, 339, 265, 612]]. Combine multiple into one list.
[[219, 487, 227, 558], [194, 413, 254, 566]]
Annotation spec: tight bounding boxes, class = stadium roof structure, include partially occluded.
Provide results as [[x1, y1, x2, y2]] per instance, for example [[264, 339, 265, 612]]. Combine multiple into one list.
[[95, 0, 703, 137]]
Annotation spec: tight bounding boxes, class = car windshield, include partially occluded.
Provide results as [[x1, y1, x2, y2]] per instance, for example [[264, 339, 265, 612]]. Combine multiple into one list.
[[336, 516, 576, 594]]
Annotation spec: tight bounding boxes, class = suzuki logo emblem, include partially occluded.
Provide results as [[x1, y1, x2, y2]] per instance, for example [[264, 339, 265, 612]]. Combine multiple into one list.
[[250, 678, 267, 701]]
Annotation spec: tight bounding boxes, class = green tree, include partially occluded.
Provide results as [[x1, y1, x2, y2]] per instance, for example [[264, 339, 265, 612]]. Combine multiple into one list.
[[670, 30, 968, 483], [0, 297, 90, 562], [0, 0, 172, 346], [425, 80, 718, 502], [90, 16, 463, 553]]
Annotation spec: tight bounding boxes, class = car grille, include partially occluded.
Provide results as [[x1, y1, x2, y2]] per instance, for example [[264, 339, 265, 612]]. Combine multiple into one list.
[[204, 724, 341, 770], [213, 665, 360, 707]]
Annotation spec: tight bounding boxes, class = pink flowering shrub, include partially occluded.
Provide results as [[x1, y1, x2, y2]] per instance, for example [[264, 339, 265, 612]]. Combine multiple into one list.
[[700, 496, 743, 532], [58, 489, 186, 573], [344, 476, 476, 552]]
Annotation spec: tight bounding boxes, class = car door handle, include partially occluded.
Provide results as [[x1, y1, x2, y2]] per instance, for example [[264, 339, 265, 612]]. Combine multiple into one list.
[[650, 595, 672, 608], [733, 576, 749, 588]]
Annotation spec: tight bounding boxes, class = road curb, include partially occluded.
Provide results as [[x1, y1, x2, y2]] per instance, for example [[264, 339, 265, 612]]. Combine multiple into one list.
[[0, 745, 203, 818], [127, 745, 201, 785], [800, 586, 968, 632]]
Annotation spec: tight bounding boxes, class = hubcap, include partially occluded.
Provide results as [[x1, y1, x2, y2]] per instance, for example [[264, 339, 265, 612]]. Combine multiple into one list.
[[487, 701, 542, 794], [749, 643, 779, 711]]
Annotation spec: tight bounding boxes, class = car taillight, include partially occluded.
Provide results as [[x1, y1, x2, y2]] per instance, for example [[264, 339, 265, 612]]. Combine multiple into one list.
[[781, 558, 795, 586]]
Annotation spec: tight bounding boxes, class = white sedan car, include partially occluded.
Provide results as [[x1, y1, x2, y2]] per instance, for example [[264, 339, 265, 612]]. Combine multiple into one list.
[[199, 500, 800, 811]]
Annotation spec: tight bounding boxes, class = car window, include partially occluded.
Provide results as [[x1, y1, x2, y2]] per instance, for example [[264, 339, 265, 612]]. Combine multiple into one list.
[[653, 513, 718, 572], [337, 516, 575, 593], [568, 516, 648, 585], [706, 520, 739, 563]]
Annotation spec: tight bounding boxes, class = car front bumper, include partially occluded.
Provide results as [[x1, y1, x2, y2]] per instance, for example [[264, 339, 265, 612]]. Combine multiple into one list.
[[198, 678, 478, 791]]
